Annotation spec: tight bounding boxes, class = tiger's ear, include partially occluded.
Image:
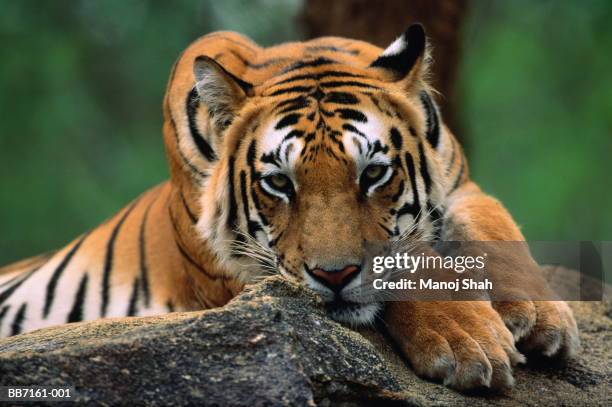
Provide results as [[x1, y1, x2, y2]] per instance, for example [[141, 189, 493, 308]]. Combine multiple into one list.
[[369, 23, 429, 91], [193, 56, 254, 134]]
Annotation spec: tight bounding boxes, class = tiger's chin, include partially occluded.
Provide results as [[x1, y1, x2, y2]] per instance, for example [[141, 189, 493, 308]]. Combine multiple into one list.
[[325, 300, 382, 327]]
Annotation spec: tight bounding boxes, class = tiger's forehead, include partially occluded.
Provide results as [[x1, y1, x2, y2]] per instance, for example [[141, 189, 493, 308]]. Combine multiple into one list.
[[256, 93, 393, 176]]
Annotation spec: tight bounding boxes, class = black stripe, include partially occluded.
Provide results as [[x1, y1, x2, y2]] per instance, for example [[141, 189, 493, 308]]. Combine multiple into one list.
[[397, 201, 420, 219], [11, 303, 27, 336], [169, 115, 207, 182], [175, 238, 226, 281], [282, 130, 304, 142], [324, 91, 359, 105], [275, 113, 301, 130], [391, 180, 405, 202], [246, 139, 258, 168], [277, 96, 310, 114], [168, 207, 228, 281], [0, 267, 38, 307], [451, 153, 466, 191], [101, 201, 139, 317], [406, 152, 421, 214], [139, 196, 156, 308], [420, 91, 440, 148], [368, 140, 389, 158], [186, 88, 218, 161], [165, 54, 205, 183], [67, 273, 88, 323], [269, 86, 313, 97], [240, 170, 262, 239], [320, 81, 379, 90], [342, 123, 367, 140], [239, 170, 252, 223], [0, 305, 9, 329], [246, 140, 269, 227], [127, 277, 139, 317], [418, 143, 432, 194], [275, 95, 308, 109], [179, 189, 198, 224], [261, 151, 280, 166], [336, 108, 368, 122], [272, 70, 365, 87], [281, 57, 336, 74], [43, 234, 88, 317], [250, 187, 268, 227], [390, 127, 402, 150], [379, 222, 394, 237], [397, 152, 421, 220], [268, 230, 283, 248], [226, 155, 240, 235]]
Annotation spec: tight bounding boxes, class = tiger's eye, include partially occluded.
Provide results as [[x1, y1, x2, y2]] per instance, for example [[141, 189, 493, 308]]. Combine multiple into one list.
[[364, 165, 384, 180], [269, 174, 289, 189]]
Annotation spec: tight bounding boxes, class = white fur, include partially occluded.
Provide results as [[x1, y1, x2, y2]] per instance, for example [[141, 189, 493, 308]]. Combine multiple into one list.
[[381, 35, 406, 57], [329, 302, 381, 326], [196, 155, 275, 284]]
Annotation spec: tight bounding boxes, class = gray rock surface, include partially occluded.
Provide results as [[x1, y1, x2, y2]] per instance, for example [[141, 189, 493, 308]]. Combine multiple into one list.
[[0, 276, 609, 406]]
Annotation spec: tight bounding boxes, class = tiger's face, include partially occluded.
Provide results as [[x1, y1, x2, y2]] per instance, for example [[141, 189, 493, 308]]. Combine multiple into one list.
[[240, 90, 441, 324], [194, 25, 445, 324]]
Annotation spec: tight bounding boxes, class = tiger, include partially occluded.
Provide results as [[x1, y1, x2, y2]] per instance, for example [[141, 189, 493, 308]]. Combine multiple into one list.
[[0, 24, 579, 391]]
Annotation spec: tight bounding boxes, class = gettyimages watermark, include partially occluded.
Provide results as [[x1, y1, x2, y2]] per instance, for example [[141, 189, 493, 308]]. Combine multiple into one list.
[[355, 241, 609, 302]]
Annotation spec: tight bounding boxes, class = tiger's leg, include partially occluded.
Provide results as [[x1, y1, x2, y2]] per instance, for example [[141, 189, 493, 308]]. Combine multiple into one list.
[[384, 241, 524, 391], [441, 181, 579, 358], [385, 299, 524, 391], [384, 181, 579, 391]]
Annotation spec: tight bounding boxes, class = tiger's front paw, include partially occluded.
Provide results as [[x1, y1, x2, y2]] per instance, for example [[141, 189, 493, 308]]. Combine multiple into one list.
[[385, 301, 525, 392], [493, 300, 580, 359]]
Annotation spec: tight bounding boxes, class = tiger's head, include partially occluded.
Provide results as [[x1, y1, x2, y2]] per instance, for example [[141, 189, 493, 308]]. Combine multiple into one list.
[[164, 25, 450, 324]]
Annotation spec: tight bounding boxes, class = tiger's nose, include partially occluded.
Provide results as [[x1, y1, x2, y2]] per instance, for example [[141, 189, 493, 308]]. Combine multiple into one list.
[[310, 265, 360, 291]]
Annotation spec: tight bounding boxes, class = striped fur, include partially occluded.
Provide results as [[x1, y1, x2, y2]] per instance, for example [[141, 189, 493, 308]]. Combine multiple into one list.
[[0, 26, 505, 335]]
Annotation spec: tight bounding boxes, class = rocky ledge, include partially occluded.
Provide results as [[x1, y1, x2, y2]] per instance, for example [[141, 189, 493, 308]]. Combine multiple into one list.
[[0, 276, 609, 406]]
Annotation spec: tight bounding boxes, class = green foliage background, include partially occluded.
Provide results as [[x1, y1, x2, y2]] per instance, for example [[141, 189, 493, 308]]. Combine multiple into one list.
[[0, 0, 610, 266], [460, 0, 612, 242]]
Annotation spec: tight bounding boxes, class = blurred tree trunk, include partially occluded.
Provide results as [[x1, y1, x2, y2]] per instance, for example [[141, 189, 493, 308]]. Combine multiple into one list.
[[300, 0, 467, 139]]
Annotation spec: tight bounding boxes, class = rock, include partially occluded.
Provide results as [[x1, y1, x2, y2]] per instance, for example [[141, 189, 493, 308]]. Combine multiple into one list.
[[0, 276, 610, 406], [0, 278, 419, 406]]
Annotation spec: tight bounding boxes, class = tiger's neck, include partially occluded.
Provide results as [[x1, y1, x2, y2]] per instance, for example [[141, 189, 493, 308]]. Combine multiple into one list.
[[164, 179, 245, 309]]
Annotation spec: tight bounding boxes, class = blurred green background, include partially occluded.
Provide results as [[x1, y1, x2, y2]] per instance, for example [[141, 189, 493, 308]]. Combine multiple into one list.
[[0, 0, 610, 266]]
